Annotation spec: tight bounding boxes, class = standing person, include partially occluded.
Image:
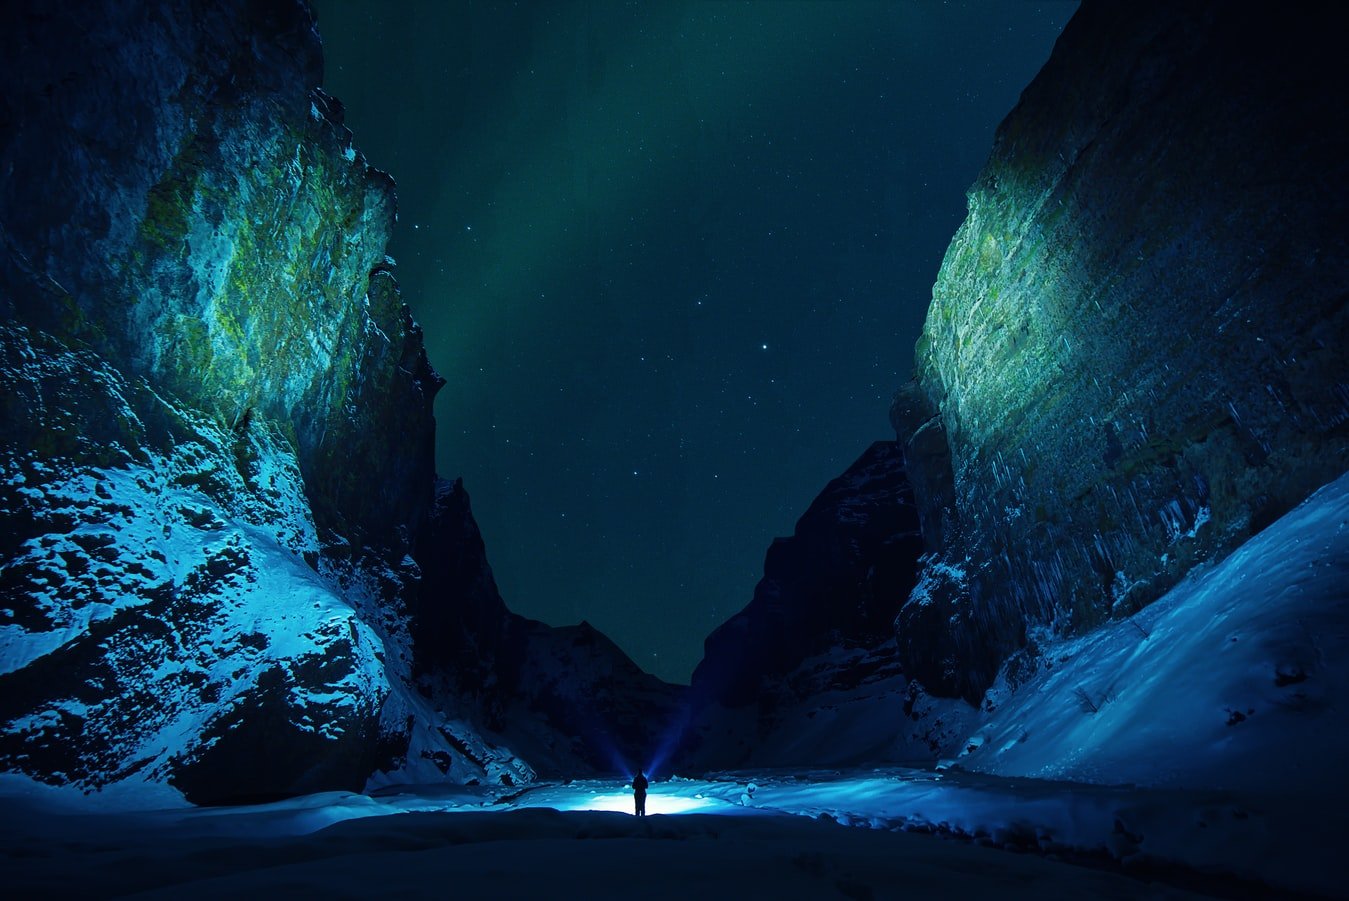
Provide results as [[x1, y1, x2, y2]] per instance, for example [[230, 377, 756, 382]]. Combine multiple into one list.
[[632, 769, 649, 817]]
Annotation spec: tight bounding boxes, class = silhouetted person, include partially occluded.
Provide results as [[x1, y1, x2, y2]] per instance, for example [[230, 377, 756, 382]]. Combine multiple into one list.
[[632, 769, 648, 817]]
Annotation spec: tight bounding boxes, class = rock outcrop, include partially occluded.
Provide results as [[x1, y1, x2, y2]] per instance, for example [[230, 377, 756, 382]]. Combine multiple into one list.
[[894, 0, 1349, 703], [410, 478, 685, 780], [0, 0, 676, 803], [1, 1, 439, 544], [0, 323, 395, 803], [678, 443, 969, 769], [692, 443, 922, 708]]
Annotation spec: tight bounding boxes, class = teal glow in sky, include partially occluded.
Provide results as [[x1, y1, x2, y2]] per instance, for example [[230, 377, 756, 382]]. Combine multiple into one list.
[[314, 0, 1076, 683]]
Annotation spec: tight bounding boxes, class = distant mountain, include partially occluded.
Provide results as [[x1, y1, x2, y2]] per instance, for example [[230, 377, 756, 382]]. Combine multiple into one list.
[[678, 442, 964, 769]]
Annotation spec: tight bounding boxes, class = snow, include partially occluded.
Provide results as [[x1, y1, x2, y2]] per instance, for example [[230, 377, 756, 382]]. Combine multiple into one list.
[[969, 468, 1349, 798], [905, 554, 968, 610], [685, 644, 974, 771], [1, 325, 543, 796], [0, 392, 372, 777], [5, 738, 1342, 896], [0, 775, 1219, 899], [661, 469, 1349, 896]]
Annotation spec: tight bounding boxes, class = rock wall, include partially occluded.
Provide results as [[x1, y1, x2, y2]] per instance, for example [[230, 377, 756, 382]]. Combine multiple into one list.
[[895, 0, 1349, 702], [0, 0, 439, 543], [0, 0, 676, 803], [412, 478, 685, 780], [683, 0, 1349, 767], [692, 443, 922, 708], [0, 0, 460, 803], [678, 443, 964, 769]]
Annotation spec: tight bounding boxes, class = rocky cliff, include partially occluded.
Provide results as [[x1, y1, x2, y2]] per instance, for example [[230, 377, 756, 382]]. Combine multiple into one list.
[[0, 0, 676, 804], [681, 0, 1348, 767], [691, 442, 921, 710], [679, 443, 971, 769], [894, 0, 1349, 703], [1, 1, 438, 544], [411, 478, 685, 780]]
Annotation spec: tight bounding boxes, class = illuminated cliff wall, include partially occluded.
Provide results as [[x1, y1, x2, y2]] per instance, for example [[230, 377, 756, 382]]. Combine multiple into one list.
[[894, 0, 1349, 701]]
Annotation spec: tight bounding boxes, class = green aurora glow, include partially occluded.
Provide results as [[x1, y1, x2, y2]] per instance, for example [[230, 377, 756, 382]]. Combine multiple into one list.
[[314, 0, 1076, 682]]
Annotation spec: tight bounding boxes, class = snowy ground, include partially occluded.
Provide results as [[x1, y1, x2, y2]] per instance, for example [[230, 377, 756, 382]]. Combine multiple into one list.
[[967, 468, 1349, 799], [1, 769, 1332, 899]]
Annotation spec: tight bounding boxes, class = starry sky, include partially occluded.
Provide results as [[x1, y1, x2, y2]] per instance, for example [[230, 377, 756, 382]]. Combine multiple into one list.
[[312, 0, 1076, 684]]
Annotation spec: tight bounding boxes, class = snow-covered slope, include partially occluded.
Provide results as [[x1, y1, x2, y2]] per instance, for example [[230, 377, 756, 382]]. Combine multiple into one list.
[[0, 324, 382, 802], [963, 467, 1349, 798], [0, 776, 1229, 900], [685, 449, 1349, 839], [0, 324, 535, 803]]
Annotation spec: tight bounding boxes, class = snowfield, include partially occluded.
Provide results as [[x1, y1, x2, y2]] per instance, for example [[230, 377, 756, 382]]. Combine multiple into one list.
[[0, 764, 1337, 898], [968, 467, 1349, 797], [1, 774, 1217, 900]]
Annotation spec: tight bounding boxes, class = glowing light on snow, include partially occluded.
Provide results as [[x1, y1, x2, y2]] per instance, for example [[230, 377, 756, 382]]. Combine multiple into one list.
[[555, 791, 720, 815]]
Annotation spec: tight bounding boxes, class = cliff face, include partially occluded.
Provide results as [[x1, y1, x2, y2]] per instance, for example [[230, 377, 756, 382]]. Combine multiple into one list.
[[678, 443, 970, 769], [692, 443, 922, 709], [1, 0, 438, 543], [0, 0, 460, 803], [412, 478, 685, 780], [0, 0, 675, 803], [895, 0, 1349, 702], [682, 0, 1348, 766]]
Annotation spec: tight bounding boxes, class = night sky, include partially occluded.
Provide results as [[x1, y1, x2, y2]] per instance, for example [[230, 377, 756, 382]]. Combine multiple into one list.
[[312, 0, 1076, 684]]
